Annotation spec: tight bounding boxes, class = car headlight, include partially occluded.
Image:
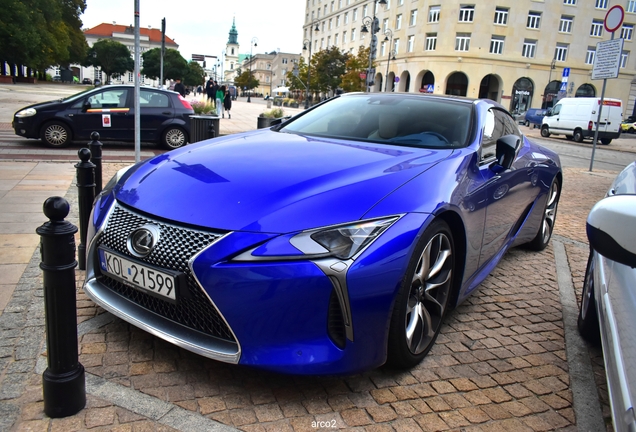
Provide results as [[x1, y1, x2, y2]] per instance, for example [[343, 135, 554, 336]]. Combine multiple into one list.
[[234, 216, 401, 261], [15, 108, 36, 118]]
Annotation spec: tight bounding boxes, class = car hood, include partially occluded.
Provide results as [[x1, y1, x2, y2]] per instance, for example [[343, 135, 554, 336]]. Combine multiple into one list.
[[115, 130, 453, 233], [15, 100, 65, 114]]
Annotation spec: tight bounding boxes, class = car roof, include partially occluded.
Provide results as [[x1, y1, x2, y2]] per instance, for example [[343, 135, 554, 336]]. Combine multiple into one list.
[[98, 84, 178, 95]]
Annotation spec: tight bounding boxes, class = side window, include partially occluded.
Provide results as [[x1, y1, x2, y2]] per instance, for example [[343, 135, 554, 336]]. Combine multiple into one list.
[[500, 110, 521, 137], [87, 90, 129, 109], [141, 90, 170, 108], [552, 104, 561, 116], [481, 109, 502, 162]]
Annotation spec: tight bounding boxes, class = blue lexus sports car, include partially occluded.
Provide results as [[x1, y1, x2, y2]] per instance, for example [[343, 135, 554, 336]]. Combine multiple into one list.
[[84, 93, 562, 375]]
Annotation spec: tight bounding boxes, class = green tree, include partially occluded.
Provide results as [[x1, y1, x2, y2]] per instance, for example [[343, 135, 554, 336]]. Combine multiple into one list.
[[141, 47, 188, 81], [0, 0, 88, 73], [183, 61, 205, 87], [341, 46, 371, 93], [86, 39, 133, 84], [311, 47, 350, 95], [286, 57, 310, 92], [234, 70, 259, 92]]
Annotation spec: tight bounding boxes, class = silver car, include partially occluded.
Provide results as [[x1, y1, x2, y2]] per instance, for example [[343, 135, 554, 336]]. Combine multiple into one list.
[[578, 161, 636, 432]]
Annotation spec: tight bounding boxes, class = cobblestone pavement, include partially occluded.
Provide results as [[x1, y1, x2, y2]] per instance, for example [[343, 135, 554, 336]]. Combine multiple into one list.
[[0, 159, 619, 431]]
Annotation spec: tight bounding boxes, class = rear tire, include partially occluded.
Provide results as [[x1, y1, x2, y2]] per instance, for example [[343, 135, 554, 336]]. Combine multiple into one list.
[[161, 126, 187, 149], [565, 135, 573, 141], [41, 121, 72, 147], [578, 253, 601, 344], [573, 129, 584, 143], [386, 219, 455, 368], [526, 178, 560, 251], [540, 126, 550, 138], [600, 138, 611, 145]]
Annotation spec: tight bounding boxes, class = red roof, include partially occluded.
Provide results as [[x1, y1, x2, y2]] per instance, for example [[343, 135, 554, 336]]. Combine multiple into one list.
[[84, 23, 178, 46]]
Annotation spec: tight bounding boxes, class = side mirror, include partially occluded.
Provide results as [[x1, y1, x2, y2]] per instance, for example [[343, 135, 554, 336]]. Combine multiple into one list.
[[546, 109, 553, 117], [490, 134, 519, 173], [82, 99, 91, 111], [587, 195, 636, 268]]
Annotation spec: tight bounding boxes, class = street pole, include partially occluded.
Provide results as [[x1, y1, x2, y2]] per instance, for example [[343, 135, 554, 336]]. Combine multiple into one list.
[[247, 37, 257, 103], [384, 30, 392, 92], [304, 20, 319, 109], [362, 0, 386, 93], [160, 18, 165, 89], [134, 0, 140, 163]]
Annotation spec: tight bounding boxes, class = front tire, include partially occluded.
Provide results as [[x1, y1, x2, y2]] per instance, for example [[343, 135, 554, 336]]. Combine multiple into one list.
[[600, 138, 612, 145], [578, 253, 600, 344], [41, 121, 72, 147], [526, 178, 560, 251], [386, 219, 455, 368], [161, 126, 187, 150], [540, 126, 550, 138]]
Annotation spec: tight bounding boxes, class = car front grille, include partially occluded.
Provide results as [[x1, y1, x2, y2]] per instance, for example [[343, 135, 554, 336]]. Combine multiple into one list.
[[95, 202, 235, 342]]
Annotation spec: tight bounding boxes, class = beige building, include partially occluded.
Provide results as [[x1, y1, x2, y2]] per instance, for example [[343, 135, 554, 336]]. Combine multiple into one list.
[[243, 52, 302, 96], [303, 0, 636, 116]]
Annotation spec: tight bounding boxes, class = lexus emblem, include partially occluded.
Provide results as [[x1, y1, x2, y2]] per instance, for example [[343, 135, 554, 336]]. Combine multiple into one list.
[[127, 224, 160, 257]]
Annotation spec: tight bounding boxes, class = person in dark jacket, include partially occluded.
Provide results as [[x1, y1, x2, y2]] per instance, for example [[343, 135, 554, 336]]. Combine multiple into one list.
[[173, 78, 186, 97], [224, 87, 232, 119], [205, 78, 215, 102]]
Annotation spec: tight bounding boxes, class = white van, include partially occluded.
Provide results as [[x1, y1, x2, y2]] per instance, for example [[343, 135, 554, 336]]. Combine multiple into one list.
[[540, 97, 623, 145]]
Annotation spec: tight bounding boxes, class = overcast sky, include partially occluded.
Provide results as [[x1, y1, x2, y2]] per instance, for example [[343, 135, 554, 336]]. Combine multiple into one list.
[[81, 0, 306, 62]]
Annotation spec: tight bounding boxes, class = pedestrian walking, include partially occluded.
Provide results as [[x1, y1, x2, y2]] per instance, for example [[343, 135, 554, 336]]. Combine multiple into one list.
[[216, 85, 226, 117], [173, 78, 186, 97], [224, 87, 232, 119], [205, 78, 215, 102]]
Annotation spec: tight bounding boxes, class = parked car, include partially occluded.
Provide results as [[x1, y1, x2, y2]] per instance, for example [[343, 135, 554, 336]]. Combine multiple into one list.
[[523, 108, 548, 128], [621, 116, 636, 133], [12, 85, 193, 149], [83, 93, 562, 375], [51, 76, 61, 82], [541, 97, 623, 145], [578, 161, 636, 432], [82, 78, 93, 85]]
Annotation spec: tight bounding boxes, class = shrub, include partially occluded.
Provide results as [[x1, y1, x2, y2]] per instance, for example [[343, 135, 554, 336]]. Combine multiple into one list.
[[260, 107, 285, 118], [191, 100, 215, 114]]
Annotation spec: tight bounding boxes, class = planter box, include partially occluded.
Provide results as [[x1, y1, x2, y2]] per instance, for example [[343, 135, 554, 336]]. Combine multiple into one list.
[[0, 76, 13, 84], [15, 77, 37, 83], [258, 117, 285, 129]]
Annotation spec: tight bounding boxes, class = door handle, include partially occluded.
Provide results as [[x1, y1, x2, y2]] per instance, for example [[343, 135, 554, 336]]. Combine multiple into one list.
[[162, 111, 171, 115]]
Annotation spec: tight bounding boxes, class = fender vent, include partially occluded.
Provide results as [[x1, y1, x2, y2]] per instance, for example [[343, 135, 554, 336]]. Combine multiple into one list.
[[327, 290, 346, 349]]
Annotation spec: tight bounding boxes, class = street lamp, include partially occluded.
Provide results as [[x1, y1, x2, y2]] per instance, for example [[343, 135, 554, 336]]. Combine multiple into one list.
[[360, 0, 386, 93], [247, 37, 258, 103], [543, 55, 557, 108], [303, 20, 320, 109], [383, 29, 394, 92]]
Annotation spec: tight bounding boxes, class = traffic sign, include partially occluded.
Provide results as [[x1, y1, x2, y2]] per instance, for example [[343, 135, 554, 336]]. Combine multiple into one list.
[[562, 68, 570, 78], [191, 54, 205, 61], [604, 5, 625, 33], [592, 38, 624, 80]]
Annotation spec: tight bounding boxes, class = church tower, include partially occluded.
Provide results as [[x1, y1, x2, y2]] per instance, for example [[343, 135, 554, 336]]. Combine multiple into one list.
[[224, 17, 239, 84]]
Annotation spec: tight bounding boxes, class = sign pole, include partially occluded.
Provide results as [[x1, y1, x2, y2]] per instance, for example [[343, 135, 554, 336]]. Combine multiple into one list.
[[589, 40, 610, 172], [134, 0, 140, 163]]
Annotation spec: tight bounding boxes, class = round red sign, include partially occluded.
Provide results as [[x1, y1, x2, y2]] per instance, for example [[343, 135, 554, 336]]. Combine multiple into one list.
[[605, 5, 625, 33]]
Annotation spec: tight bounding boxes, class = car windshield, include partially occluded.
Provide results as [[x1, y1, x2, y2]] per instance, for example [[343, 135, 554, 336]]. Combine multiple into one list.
[[61, 87, 100, 102], [280, 94, 472, 148]]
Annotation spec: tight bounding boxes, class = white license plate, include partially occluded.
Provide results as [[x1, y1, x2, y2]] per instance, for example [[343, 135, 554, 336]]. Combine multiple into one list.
[[98, 248, 179, 301]]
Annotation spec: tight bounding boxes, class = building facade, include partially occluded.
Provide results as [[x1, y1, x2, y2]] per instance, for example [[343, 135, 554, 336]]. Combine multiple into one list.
[[69, 23, 179, 87], [303, 0, 636, 116]]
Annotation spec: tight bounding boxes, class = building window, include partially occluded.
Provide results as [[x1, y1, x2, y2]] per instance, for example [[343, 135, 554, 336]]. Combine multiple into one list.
[[585, 48, 596, 65], [351, 28, 356, 41], [335, 34, 339, 45], [591, 20, 603, 37], [490, 36, 504, 54], [398, 0, 403, 5], [410, 9, 417, 26], [282, 58, 288, 64], [527, 12, 541, 29], [393, 38, 400, 54], [344, 12, 349, 24], [330, 1, 334, 11], [353, 8, 358, 20], [629, 1, 636, 13], [407, 35, 415, 52], [555, 44, 568, 62], [595, 0, 607, 8], [381, 40, 387, 56], [337, 15, 341, 26], [621, 51, 629, 68], [522, 39, 537, 58], [343, 30, 347, 43], [563, 0, 576, 4], [329, 19, 332, 30], [621, 24, 634, 40], [396, 14, 402, 29], [429, 5, 440, 23], [383, 18, 389, 32], [426, 33, 437, 51], [459, 5, 474, 22], [559, 16, 573, 33], [456, 33, 471, 51], [494, 7, 508, 25], [383, 0, 389, 11], [363, 4, 368, 16], [327, 35, 331, 46]]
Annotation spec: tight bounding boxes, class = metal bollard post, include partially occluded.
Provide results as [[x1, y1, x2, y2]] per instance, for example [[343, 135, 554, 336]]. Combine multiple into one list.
[[208, 122, 216, 139], [89, 132, 103, 195], [37, 197, 86, 418], [76, 148, 95, 270]]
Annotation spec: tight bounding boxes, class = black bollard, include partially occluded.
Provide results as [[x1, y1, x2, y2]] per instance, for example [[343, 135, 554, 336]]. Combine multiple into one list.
[[37, 197, 86, 418], [89, 131, 103, 195], [208, 122, 216, 139], [76, 148, 95, 270]]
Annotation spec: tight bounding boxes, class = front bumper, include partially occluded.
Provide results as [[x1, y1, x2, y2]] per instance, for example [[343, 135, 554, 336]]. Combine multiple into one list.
[[84, 198, 427, 374], [12, 117, 38, 138]]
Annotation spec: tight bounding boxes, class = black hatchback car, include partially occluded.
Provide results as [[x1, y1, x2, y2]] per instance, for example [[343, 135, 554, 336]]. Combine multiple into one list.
[[12, 85, 193, 149]]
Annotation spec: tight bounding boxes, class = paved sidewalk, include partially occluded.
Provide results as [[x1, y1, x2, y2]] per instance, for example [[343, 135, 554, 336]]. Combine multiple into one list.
[[0, 103, 622, 431]]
